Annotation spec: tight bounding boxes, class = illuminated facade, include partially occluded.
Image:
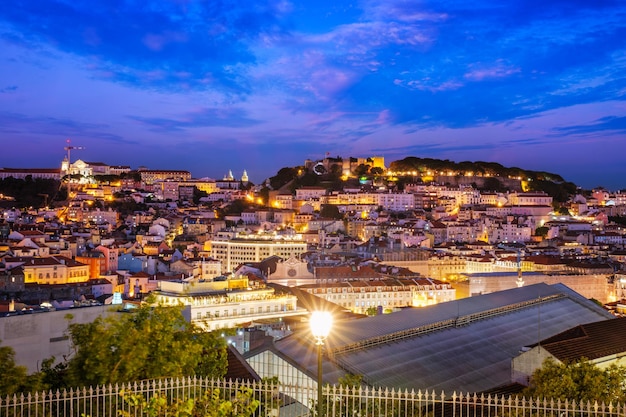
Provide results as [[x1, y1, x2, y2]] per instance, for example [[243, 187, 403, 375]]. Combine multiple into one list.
[[209, 234, 307, 272], [152, 278, 306, 331], [22, 256, 90, 285], [139, 169, 191, 185], [299, 277, 455, 314]]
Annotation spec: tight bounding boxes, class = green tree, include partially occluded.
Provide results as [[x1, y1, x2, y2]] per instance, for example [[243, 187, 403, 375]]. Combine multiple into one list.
[[193, 186, 208, 204], [319, 204, 343, 220], [59, 302, 228, 388], [118, 387, 260, 417], [555, 206, 571, 216], [0, 341, 31, 396], [354, 164, 371, 177], [523, 358, 626, 404]]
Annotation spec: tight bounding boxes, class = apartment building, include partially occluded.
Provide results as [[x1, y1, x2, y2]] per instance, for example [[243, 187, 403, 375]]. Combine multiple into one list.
[[208, 234, 307, 272], [152, 278, 306, 331], [22, 256, 90, 285], [299, 277, 455, 314], [139, 169, 192, 185]]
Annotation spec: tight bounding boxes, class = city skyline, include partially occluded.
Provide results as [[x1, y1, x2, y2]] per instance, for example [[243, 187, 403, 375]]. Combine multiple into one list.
[[1, 1, 625, 190]]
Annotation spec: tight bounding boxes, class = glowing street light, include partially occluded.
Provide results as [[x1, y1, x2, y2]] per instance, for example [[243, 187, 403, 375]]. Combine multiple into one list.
[[310, 311, 333, 417]]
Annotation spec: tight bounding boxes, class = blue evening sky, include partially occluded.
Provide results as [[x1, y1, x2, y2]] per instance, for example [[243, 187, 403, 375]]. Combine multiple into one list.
[[0, 0, 625, 190]]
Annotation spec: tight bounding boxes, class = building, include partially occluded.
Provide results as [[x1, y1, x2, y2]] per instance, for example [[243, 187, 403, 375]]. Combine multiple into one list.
[[0, 168, 61, 180], [151, 277, 307, 331], [139, 169, 192, 185], [456, 271, 611, 302], [209, 234, 307, 272], [298, 277, 455, 314], [512, 317, 626, 385], [22, 256, 90, 285], [245, 283, 614, 395]]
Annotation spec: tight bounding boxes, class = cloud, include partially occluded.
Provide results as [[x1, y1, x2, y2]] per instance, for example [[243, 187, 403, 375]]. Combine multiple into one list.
[[129, 107, 261, 132], [464, 61, 521, 81], [0, 111, 137, 144], [552, 115, 626, 136], [0, 85, 17, 93], [0, 0, 292, 93]]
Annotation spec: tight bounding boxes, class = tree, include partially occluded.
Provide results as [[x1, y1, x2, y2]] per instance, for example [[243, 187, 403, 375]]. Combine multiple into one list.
[[118, 387, 260, 417], [523, 358, 626, 404], [319, 204, 343, 220], [193, 186, 208, 204], [57, 302, 228, 388], [0, 342, 31, 396], [354, 164, 371, 177]]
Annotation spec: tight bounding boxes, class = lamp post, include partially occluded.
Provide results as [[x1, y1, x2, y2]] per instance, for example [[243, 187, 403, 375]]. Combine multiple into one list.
[[310, 311, 333, 417]]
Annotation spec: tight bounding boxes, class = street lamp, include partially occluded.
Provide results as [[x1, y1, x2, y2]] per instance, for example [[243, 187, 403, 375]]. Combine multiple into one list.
[[310, 311, 333, 417]]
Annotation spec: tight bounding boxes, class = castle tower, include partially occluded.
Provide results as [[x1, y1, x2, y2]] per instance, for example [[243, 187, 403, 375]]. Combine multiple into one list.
[[241, 170, 249, 183]]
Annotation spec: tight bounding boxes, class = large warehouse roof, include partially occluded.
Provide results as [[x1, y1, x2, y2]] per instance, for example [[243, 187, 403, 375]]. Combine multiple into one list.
[[270, 283, 614, 394]]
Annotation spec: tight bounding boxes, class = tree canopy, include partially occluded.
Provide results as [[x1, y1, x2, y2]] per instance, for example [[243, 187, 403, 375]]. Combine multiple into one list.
[[62, 302, 228, 387], [0, 303, 229, 393], [0, 341, 31, 396], [523, 358, 626, 404]]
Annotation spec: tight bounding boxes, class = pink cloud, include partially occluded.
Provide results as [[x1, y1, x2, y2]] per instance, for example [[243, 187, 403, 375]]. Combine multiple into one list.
[[464, 61, 521, 81]]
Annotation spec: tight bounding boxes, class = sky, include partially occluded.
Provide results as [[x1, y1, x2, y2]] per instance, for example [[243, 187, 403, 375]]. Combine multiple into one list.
[[0, 1, 625, 191]]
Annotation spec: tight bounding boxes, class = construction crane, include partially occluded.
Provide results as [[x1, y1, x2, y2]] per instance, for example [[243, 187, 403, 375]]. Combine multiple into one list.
[[64, 138, 85, 166]]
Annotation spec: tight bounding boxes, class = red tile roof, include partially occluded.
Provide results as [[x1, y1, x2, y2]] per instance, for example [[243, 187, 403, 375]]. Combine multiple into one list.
[[538, 317, 626, 363]]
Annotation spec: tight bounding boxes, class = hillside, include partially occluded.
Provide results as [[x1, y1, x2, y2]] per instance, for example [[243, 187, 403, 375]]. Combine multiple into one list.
[[265, 156, 578, 204]]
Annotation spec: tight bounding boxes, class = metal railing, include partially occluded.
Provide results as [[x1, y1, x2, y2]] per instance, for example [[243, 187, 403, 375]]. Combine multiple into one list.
[[1, 377, 624, 417]]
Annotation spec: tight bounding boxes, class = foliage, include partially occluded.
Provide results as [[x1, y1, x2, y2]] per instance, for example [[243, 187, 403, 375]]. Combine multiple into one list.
[[481, 177, 507, 192], [218, 199, 253, 216], [608, 216, 626, 226], [354, 164, 371, 177], [193, 186, 208, 204], [120, 170, 143, 182], [365, 306, 378, 316], [523, 357, 626, 404], [269, 167, 299, 190], [0, 177, 64, 208], [313, 374, 363, 417], [257, 376, 283, 417], [118, 387, 260, 417], [534, 226, 549, 237], [555, 206, 571, 215], [54, 302, 227, 388], [389, 157, 567, 184], [528, 179, 578, 203], [319, 204, 343, 220], [0, 341, 32, 396], [106, 198, 148, 215], [92, 174, 122, 184]]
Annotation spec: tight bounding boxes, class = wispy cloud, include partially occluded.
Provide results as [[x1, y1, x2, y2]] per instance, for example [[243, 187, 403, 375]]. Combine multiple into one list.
[[129, 107, 261, 132]]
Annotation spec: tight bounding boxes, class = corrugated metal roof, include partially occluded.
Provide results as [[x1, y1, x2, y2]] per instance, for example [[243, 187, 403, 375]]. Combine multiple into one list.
[[271, 283, 614, 393], [324, 283, 583, 350]]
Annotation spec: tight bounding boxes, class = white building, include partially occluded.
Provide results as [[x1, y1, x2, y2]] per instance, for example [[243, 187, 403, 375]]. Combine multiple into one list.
[[152, 278, 306, 331], [299, 277, 456, 314], [208, 233, 308, 272]]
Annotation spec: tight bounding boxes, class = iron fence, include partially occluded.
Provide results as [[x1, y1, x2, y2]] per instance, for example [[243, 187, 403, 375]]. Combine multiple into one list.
[[1, 377, 624, 417]]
